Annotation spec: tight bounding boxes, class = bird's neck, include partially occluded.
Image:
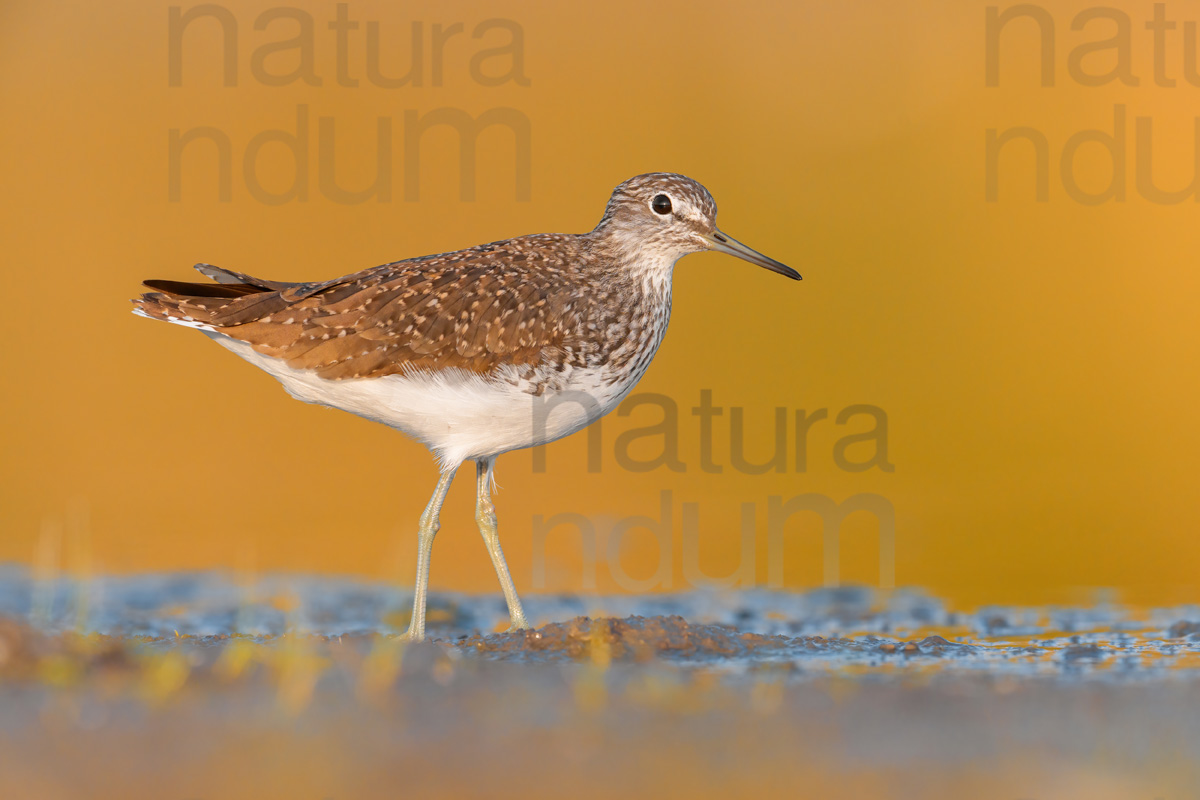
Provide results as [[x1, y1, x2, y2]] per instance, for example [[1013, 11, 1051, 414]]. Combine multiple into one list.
[[585, 225, 681, 299]]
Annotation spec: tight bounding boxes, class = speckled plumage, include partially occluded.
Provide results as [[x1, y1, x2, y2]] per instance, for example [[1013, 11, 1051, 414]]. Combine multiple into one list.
[[132, 172, 799, 640], [135, 174, 716, 386]]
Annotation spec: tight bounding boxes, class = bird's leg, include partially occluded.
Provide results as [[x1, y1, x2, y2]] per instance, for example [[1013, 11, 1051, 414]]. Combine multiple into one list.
[[475, 458, 530, 631], [400, 466, 458, 642]]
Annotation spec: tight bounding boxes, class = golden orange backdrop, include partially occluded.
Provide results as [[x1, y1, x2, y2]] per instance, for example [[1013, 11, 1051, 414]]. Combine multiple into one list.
[[2, 0, 1197, 608]]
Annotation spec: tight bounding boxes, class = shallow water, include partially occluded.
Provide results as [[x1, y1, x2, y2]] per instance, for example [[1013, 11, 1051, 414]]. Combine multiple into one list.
[[1, 567, 1198, 799], [5, 566, 1199, 680]]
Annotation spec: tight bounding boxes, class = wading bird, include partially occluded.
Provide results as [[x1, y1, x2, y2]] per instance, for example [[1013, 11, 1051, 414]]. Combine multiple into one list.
[[134, 173, 800, 640]]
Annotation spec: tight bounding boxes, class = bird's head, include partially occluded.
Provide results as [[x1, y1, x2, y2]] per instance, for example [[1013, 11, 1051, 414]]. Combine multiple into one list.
[[593, 173, 800, 281]]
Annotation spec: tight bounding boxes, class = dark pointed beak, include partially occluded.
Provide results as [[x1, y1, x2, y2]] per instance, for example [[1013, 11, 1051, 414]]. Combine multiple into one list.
[[701, 230, 801, 280]]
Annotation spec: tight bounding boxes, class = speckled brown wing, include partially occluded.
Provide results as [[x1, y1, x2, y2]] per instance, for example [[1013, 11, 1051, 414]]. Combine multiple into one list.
[[134, 236, 588, 380]]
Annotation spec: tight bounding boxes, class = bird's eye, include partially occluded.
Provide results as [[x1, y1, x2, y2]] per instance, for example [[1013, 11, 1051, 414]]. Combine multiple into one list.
[[651, 194, 673, 215]]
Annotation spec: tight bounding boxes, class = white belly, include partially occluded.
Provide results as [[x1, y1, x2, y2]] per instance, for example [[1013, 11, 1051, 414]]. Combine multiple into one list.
[[206, 333, 637, 467]]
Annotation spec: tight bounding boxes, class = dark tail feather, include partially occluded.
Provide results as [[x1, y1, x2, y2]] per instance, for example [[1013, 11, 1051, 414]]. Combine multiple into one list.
[[133, 266, 289, 327], [142, 279, 265, 299]]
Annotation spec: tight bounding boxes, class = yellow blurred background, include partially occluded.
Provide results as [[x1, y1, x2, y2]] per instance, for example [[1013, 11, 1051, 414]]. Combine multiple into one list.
[[1, 0, 1197, 609]]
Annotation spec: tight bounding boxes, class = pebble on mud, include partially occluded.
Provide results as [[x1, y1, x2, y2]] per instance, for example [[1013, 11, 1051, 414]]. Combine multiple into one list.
[[1061, 644, 1105, 661], [1167, 621, 1200, 639]]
